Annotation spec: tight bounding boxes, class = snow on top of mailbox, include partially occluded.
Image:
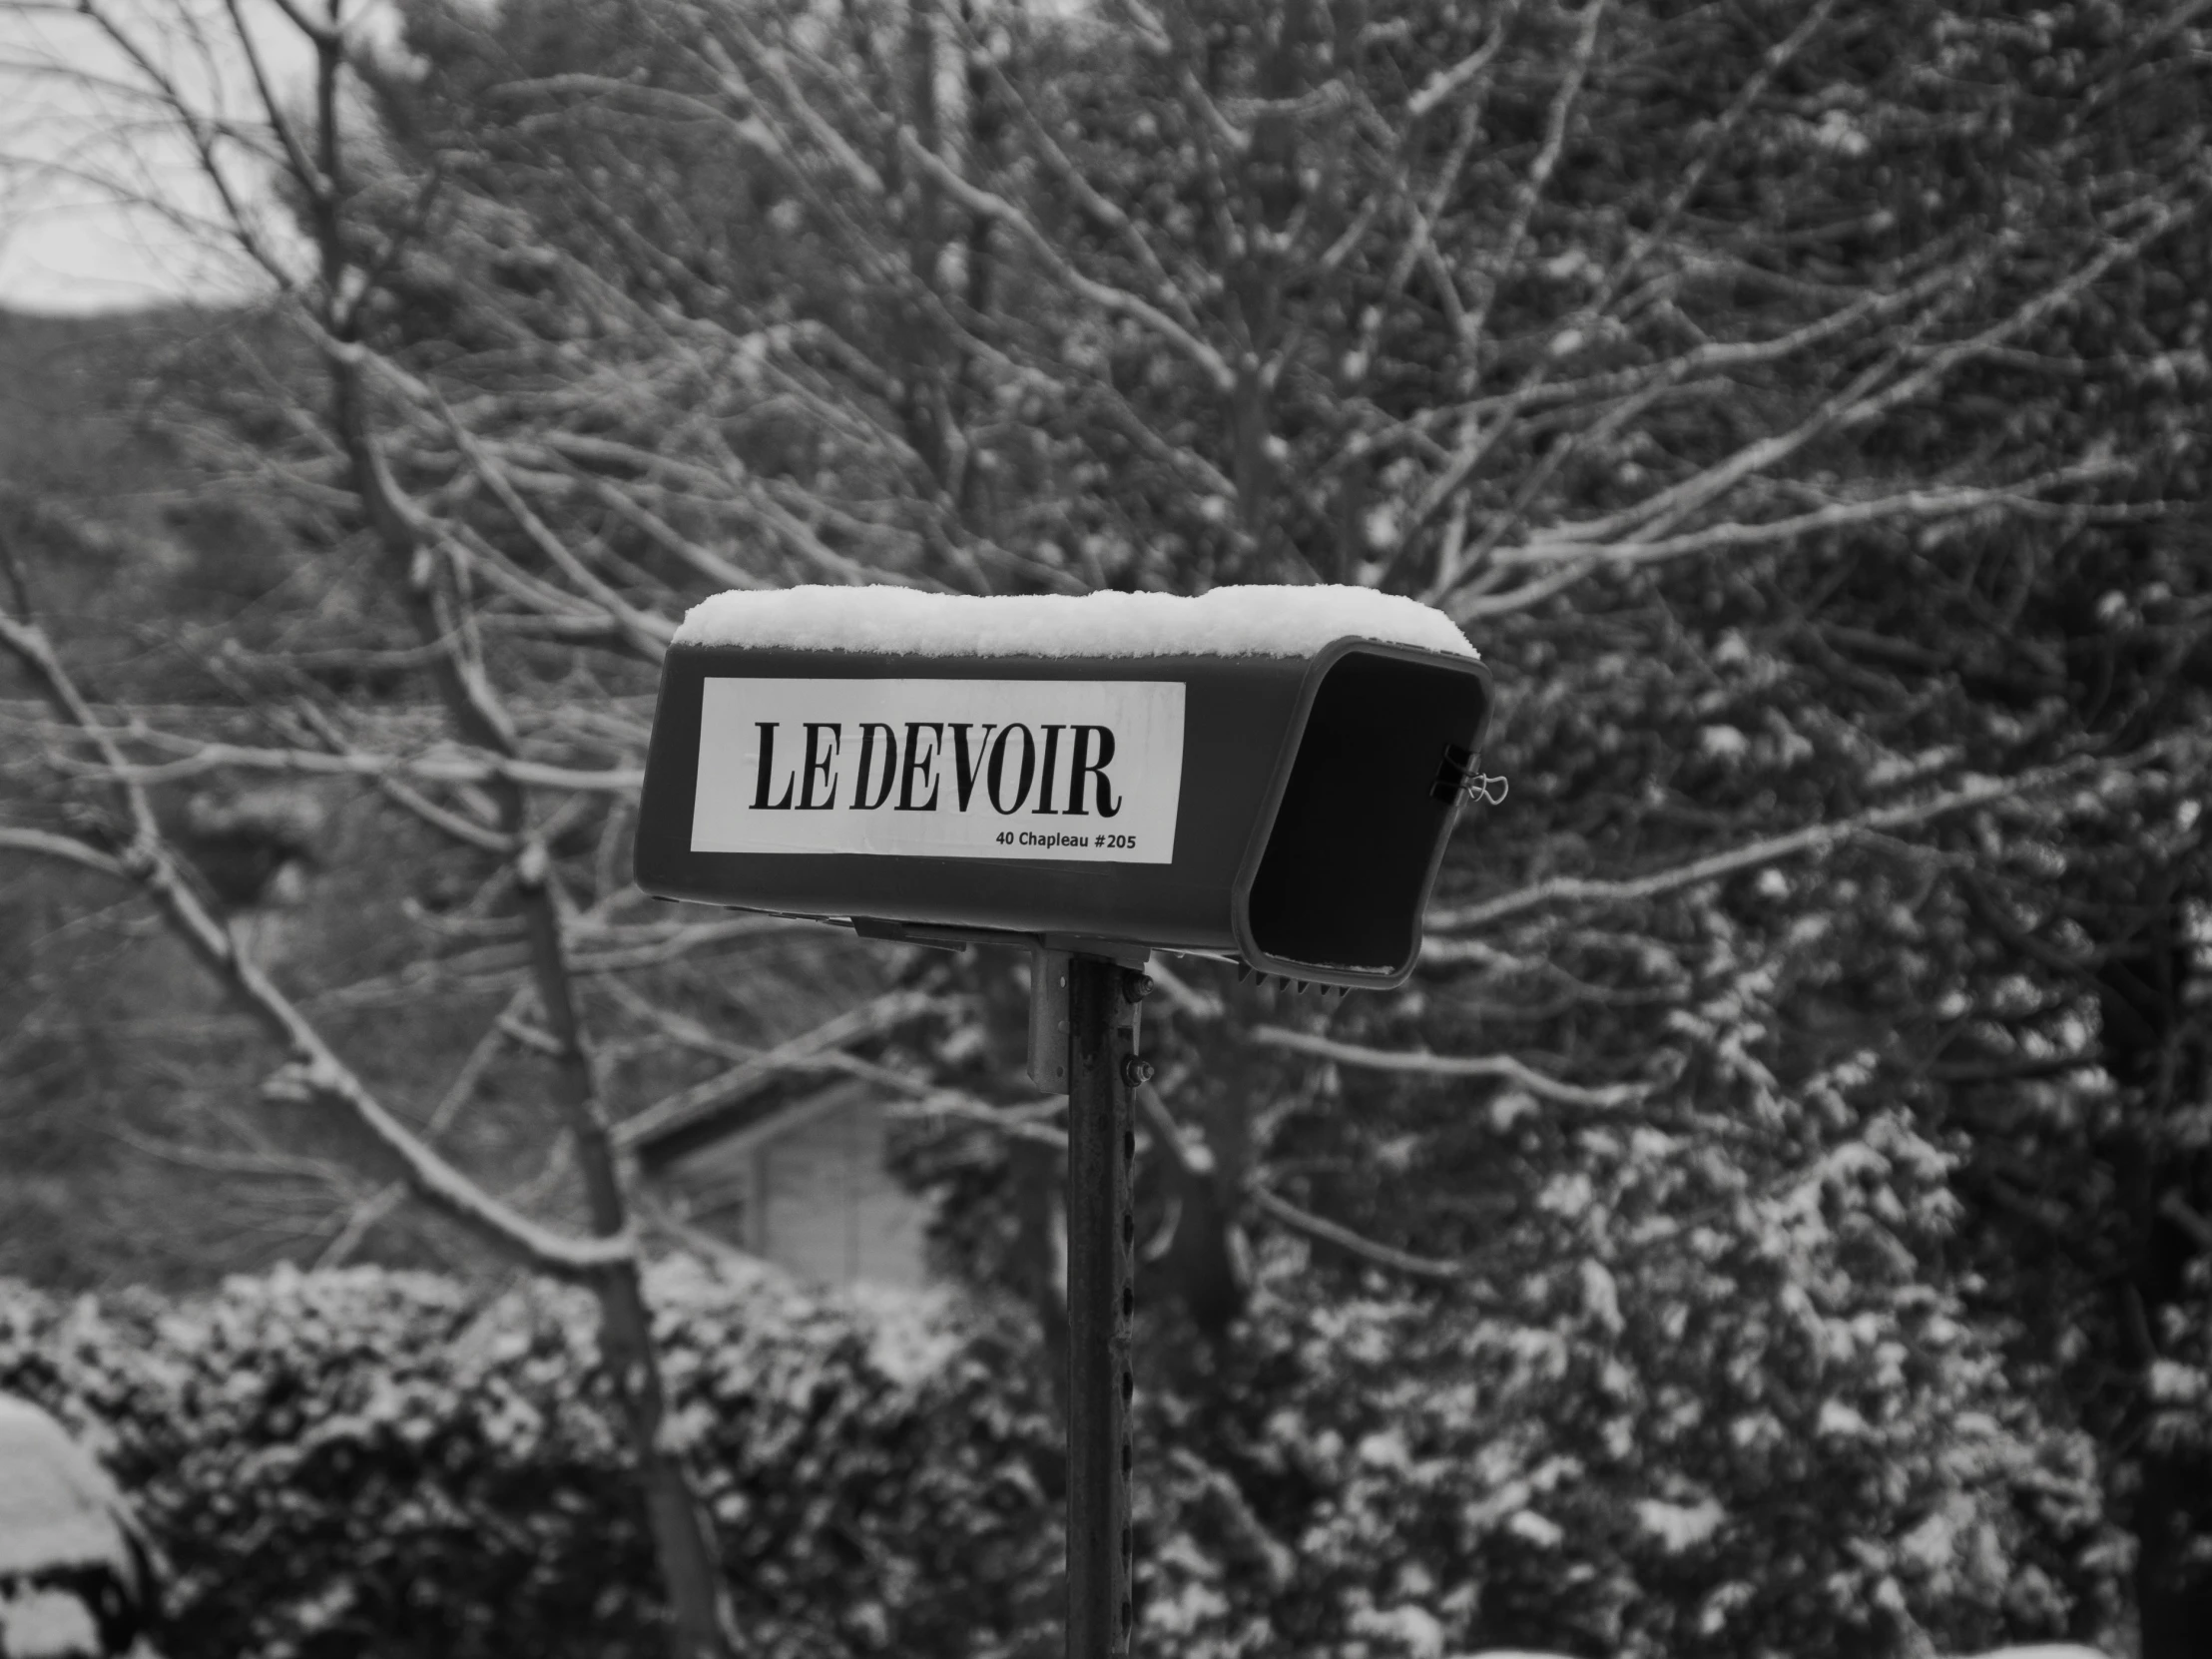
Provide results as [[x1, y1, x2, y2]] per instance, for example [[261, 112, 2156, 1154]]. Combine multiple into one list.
[[673, 584, 1477, 660]]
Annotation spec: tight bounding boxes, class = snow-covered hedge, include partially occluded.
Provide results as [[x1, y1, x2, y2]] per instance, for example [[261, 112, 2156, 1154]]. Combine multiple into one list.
[[1, 1239, 2144, 1659], [0, 1260, 1062, 1659]]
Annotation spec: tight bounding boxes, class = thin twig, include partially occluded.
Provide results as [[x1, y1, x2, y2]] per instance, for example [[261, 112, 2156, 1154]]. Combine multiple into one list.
[[1428, 741, 2198, 935], [1247, 1185, 1478, 1283], [1249, 1026, 1642, 1109], [0, 609, 632, 1279]]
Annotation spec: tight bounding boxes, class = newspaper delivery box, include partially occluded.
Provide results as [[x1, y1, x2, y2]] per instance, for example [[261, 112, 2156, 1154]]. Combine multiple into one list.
[[633, 586, 1494, 989]]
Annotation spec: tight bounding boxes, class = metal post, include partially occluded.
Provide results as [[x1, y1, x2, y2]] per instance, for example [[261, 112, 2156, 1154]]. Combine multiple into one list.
[[1065, 953, 1147, 1659]]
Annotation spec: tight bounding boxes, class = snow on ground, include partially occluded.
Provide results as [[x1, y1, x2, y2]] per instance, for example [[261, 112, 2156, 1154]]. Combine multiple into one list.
[[673, 584, 1478, 660]]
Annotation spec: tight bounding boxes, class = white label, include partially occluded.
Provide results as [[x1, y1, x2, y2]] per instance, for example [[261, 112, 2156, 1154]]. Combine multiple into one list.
[[691, 678, 1185, 863]]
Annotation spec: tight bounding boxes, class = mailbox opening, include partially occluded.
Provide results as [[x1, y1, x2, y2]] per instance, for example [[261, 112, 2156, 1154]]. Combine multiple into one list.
[[1238, 647, 1490, 980]]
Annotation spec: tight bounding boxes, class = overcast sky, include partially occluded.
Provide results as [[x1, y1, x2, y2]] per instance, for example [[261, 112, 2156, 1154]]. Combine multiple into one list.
[[0, 0, 331, 312]]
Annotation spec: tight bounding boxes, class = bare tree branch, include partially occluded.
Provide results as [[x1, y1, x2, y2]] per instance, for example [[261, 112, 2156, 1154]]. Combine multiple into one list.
[[0, 826, 129, 879], [28, 732, 641, 794], [0, 615, 635, 1279], [614, 989, 939, 1152], [892, 127, 1238, 395], [1249, 1026, 1643, 1109], [1453, 459, 2149, 619], [1405, 3, 1520, 121], [1247, 1184, 1480, 1284], [1428, 740, 2201, 936], [318, 985, 535, 1269], [1454, 0, 1608, 362]]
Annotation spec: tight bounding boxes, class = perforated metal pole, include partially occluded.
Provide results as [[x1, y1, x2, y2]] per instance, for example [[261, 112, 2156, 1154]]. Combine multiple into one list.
[[1065, 954, 1146, 1659]]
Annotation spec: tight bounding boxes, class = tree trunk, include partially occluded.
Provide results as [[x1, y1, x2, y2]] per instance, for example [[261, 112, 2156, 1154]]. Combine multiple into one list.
[[333, 360, 738, 1659], [2089, 871, 2212, 1659]]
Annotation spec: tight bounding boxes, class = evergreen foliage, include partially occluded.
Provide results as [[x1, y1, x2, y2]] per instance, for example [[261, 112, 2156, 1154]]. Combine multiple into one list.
[[0, 1251, 2144, 1658], [0, 1264, 1061, 1659]]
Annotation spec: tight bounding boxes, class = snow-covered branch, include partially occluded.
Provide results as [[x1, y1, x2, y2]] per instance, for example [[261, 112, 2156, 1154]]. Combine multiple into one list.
[[1246, 1185, 1481, 1284], [0, 614, 635, 1282], [614, 989, 940, 1153], [20, 729, 641, 794], [1249, 1026, 1643, 1109], [1427, 742, 2198, 936]]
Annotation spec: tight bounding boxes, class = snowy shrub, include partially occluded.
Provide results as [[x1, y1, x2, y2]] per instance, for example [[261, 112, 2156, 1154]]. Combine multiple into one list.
[[0, 1260, 1061, 1659], [1124, 1238, 2125, 1659], [0, 1230, 2133, 1659]]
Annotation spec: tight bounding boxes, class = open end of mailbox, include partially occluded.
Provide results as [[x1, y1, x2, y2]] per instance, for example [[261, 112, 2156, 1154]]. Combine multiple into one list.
[[1238, 646, 1492, 986]]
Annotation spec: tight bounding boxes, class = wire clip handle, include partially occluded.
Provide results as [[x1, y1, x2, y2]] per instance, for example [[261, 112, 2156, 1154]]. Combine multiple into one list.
[[1430, 744, 1510, 808]]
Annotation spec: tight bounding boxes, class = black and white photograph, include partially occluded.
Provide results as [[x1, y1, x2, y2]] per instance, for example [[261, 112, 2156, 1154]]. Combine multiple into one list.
[[0, 2, 2206, 1656]]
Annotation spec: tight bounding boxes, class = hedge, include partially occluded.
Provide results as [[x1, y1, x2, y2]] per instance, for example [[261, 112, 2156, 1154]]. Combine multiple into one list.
[[0, 1260, 1062, 1659], [1, 1236, 2138, 1659]]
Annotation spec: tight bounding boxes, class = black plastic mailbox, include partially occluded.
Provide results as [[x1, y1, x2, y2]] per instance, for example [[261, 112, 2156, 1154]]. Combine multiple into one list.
[[634, 614, 1493, 989]]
